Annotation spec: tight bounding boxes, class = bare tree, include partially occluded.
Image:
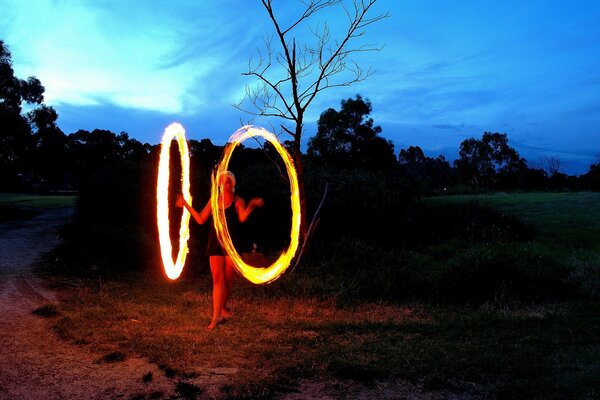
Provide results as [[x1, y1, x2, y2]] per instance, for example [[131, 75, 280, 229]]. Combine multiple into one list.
[[540, 155, 563, 177], [235, 0, 388, 238]]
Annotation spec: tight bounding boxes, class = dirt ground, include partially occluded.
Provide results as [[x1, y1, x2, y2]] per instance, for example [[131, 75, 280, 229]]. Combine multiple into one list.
[[0, 209, 483, 400], [0, 209, 179, 399]]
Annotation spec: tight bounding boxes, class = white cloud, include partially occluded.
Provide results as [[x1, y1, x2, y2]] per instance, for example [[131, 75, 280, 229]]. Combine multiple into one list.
[[1, 0, 229, 113]]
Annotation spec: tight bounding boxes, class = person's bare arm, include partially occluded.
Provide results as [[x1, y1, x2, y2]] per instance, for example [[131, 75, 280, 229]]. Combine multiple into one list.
[[236, 197, 264, 223], [176, 194, 211, 224]]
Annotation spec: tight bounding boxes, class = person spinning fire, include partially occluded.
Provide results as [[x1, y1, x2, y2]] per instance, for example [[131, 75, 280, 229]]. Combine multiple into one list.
[[176, 171, 264, 330]]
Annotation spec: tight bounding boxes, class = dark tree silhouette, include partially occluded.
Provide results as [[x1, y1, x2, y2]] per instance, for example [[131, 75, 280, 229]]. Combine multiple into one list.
[[189, 138, 220, 169], [582, 156, 600, 191], [0, 40, 46, 187], [398, 145, 453, 194], [398, 145, 426, 164], [28, 104, 68, 190], [307, 94, 395, 168], [539, 155, 563, 178], [236, 0, 388, 238], [65, 129, 148, 187], [454, 132, 526, 188]]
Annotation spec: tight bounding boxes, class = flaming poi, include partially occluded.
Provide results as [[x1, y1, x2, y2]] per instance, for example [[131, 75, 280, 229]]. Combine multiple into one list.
[[156, 123, 300, 283], [156, 122, 192, 280], [212, 125, 301, 284]]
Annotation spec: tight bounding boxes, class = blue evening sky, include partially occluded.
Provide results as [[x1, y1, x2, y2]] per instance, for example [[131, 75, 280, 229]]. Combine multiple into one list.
[[1, 0, 599, 174]]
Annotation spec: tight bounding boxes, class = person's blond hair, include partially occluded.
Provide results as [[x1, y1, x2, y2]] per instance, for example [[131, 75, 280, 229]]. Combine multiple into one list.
[[218, 171, 236, 189]]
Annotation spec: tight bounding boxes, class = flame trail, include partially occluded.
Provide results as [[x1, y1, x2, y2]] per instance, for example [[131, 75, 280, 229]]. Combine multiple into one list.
[[156, 122, 192, 280], [212, 126, 301, 284]]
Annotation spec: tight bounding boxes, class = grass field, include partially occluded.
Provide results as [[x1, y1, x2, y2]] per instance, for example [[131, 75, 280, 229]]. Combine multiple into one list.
[[429, 192, 600, 251], [0, 193, 77, 223], [39, 192, 600, 399], [0, 193, 77, 209]]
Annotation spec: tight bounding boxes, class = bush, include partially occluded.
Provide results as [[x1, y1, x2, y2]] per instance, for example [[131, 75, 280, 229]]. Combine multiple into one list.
[[568, 253, 600, 299], [0, 205, 40, 223], [54, 155, 159, 278], [414, 201, 534, 245], [434, 245, 576, 305], [53, 146, 585, 307]]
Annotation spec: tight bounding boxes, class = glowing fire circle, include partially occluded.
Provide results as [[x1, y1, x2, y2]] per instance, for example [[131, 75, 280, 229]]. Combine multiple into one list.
[[212, 126, 301, 284], [156, 122, 192, 280]]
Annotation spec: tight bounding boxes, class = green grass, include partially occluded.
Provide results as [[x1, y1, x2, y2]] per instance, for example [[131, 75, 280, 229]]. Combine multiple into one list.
[[0, 193, 77, 209], [0, 193, 77, 223], [428, 192, 600, 248], [41, 191, 600, 399], [415, 194, 600, 305]]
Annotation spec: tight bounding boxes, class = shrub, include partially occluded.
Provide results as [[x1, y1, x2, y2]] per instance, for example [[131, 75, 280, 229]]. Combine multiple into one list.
[[54, 155, 159, 278], [568, 254, 600, 299], [0, 205, 40, 223], [434, 245, 576, 305]]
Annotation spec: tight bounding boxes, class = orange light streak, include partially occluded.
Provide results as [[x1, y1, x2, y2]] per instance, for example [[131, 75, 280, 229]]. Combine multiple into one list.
[[211, 126, 301, 284], [156, 122, 192, 280]]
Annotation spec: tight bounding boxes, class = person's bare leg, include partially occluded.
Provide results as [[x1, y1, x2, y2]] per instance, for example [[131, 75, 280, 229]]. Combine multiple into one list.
[[208, 256, 225, 329], [221, 257, 235, 318]]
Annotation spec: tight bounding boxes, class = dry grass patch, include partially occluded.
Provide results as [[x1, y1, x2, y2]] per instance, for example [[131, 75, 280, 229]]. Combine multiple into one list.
[[47, 273, 600, 399], [51, 275, 433, 397]]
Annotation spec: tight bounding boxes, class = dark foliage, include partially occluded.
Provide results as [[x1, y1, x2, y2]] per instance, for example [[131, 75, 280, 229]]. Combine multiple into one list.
[[307, 95, 396, 169], [305, 163, 415, 246], [582, 158, 600, 191], [1, 40, 46, 189], [414, 201, 534, 245], [434, 246, 576, 305], [398, 145, 454, 195], [52, 131, 157, 278], [0, 205, 41, 223], [308, 172, 532, 251], [54, 130, 586, 307], [292, 194, 536, 302], [454, 132, 527, 189]]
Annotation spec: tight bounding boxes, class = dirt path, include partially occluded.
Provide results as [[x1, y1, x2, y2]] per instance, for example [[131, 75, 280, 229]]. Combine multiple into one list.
[[0, 209, 177, 399]]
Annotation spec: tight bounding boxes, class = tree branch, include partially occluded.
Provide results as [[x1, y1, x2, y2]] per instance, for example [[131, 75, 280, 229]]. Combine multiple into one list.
[[239, 0, 388, 148]]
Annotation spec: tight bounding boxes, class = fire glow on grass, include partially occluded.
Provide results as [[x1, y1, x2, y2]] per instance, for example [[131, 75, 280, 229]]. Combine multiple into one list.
[[212, 126, 301, 284], [156, 122, 192, 280]]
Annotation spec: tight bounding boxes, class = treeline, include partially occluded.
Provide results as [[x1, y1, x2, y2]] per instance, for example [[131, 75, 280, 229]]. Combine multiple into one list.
[[2, 38, 600, 195], [306, 95, 600, 194]]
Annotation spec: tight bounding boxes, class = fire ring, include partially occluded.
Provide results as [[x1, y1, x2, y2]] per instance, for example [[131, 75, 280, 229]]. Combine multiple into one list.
[[156, 122, 192, 280], [212, 126, 301, 284]]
